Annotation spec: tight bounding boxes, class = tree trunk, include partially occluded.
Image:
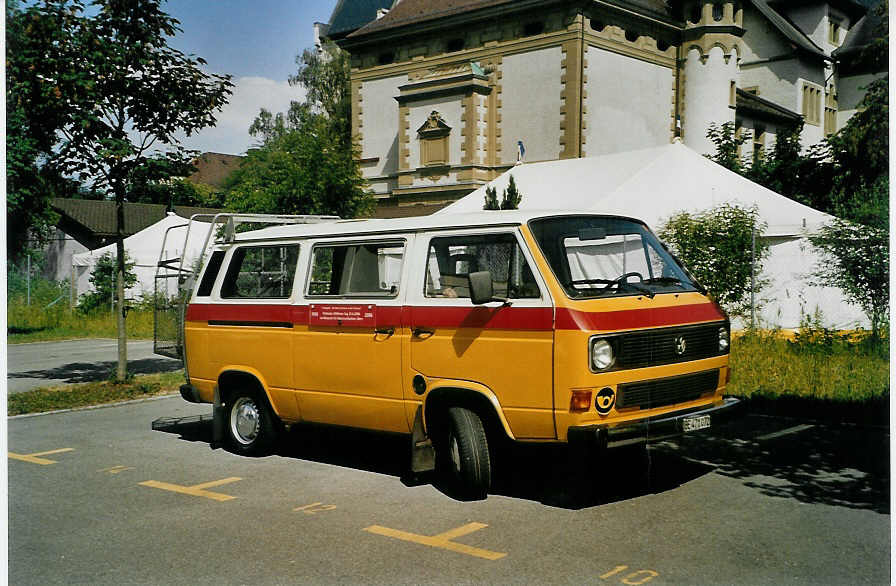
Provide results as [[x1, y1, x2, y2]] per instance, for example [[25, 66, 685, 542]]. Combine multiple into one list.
[[115, 195, 128, 381]]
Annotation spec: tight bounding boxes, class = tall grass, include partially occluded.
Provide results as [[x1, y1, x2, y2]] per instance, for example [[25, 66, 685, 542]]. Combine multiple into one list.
[[8, 274, 155, 343], [728, 328, 889, 402]]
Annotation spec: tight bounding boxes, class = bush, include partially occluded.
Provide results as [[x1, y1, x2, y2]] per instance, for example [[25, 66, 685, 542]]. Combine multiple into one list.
[[78, 251, 137, 313], [658, 203, 769, 321]]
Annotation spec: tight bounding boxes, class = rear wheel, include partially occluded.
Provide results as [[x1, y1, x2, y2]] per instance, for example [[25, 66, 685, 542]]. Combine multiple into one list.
[[226, 391, 278, 456], [441, 407, 491, 500]]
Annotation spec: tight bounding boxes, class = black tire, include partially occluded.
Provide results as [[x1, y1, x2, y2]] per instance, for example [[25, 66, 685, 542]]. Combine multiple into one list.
[[441, 407, 491, 499], [225, 390, 279, 456]]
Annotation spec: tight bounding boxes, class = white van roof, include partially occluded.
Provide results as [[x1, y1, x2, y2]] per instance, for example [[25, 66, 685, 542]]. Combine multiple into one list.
[[232, 209, 646, 242]]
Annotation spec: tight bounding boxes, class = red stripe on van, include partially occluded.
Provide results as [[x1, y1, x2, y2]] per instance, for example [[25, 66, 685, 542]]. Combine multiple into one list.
[[406, 306, 555, 331], [186, 302, 723, 332], [186, 303, 300, 324], [555, 303, 724, 331]]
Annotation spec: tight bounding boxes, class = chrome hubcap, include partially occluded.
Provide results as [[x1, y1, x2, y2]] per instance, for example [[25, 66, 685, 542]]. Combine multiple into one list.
[[231, 397, 259, 445]]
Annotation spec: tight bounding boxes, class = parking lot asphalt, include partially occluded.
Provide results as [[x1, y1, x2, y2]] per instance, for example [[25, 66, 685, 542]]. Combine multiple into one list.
[[8, 396, 890, 585], [6, 339, 181, 393]]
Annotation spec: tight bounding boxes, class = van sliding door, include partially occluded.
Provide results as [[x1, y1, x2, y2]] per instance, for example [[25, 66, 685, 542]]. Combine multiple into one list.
[[292, 238, 412, 433]]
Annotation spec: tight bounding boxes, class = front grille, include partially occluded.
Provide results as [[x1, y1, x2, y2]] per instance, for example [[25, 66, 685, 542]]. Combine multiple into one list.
[[612, 322, 725, 369], [617, 369, 720, 410]]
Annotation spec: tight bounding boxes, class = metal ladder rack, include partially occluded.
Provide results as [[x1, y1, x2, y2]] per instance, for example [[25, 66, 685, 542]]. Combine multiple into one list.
[[153, 213, 339, 360]]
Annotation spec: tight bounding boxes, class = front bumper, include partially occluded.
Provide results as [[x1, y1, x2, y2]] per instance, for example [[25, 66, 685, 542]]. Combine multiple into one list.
[[567, 397, 742, 451]]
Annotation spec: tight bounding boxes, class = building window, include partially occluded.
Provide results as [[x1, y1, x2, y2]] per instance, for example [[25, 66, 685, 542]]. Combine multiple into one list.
[[417, 111, 451, 167], [734, 120, 744, 159], [446, 37, 465, 52], [752, 125, 766, 163], [523, 21, 545, 36], [712, 3, 724, 21], [378, 52, 395, 65], [802, 83, 821, 126], [689, 4, 702, 24], [829, 20, 841, 45], [824, 88, 838, 135]]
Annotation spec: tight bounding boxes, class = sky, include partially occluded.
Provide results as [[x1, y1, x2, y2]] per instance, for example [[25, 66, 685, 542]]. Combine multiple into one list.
[[162, 0, 340, 156]]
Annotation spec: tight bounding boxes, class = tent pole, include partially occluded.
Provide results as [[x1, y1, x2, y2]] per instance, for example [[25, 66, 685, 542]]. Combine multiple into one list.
[[750, 226, 756, 330]]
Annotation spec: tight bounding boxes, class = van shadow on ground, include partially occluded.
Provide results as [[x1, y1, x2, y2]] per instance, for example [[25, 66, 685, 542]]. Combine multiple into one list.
[[150, 414, 713, 510], [151, 412, 890, 512]]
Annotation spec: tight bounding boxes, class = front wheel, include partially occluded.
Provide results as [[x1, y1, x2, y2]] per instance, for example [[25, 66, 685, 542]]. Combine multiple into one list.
[[441, 407, 491, 500], [226, 392, 278, 456]]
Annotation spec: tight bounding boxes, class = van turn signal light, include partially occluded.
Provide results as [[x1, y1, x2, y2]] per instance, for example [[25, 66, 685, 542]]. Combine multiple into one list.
[[570, 389, 593, 413]]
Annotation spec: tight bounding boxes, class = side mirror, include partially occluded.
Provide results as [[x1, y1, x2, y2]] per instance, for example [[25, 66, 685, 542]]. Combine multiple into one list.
[[468, 271, 509, 305]]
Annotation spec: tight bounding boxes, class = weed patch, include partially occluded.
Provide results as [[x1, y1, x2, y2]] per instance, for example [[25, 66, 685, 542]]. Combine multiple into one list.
[[8, 371, 184, 415]]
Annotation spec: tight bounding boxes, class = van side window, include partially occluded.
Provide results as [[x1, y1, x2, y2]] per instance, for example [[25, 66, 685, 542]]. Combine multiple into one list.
[[196, 250, 225, 297], [220, 245, 299, 299], [308, 242, 404, 297], [425, 234, 540, 299]]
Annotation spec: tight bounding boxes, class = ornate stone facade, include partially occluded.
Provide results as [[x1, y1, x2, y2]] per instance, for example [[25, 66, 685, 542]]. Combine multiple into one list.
[[325, 0, 882, 214]]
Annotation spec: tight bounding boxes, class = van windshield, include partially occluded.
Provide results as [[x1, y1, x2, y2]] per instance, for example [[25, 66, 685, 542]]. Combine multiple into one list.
[[528, 216, 699, 299]]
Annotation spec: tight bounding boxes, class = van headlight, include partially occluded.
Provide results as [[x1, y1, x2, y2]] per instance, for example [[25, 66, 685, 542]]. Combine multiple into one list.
[[590, 338, 615, 370], [718, 327, 730, 353]]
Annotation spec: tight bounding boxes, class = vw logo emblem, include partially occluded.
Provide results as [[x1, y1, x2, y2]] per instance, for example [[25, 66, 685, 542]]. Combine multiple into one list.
[[674, 336, 687, 355]]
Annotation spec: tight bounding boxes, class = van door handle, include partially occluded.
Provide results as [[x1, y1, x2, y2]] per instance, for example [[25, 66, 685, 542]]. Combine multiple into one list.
[[412, 327, 434, 338]]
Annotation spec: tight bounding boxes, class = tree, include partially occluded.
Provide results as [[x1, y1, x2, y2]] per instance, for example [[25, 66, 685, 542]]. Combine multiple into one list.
[[500, 175, 522, 210], [79, 251, 137, 313], [658, 204, 769, 321], [6, 0, 81, 261], [747, 123, 834, 212], [228, 41, 371, 217], [14, 0, 233, 379], [704, 122, 750, 173], [483, 186, 499, 210], [224, 128, 370, 218], [809, 216, 888, 343]]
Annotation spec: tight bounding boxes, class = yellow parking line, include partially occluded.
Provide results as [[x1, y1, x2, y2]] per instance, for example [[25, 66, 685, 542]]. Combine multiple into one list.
[[364, 523, 506, 560], [9, 448, 74, 465], [139, 477, 242, 502]]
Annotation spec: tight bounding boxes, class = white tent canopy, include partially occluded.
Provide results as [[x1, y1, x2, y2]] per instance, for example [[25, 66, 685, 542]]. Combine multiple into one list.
[[72, 213, 210, 300], [438, 142, 868, 329]]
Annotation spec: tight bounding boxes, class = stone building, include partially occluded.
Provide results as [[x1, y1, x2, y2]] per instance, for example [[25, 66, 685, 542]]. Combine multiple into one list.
[[322, 0, 884, 213]]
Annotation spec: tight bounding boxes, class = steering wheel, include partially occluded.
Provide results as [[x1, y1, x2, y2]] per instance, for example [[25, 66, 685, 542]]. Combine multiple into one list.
[[601, 271, 645, 292]]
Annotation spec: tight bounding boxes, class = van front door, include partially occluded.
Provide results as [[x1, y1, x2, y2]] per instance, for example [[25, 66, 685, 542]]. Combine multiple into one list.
[[292, 238, 411, 433], [406, 230, 556, 439]]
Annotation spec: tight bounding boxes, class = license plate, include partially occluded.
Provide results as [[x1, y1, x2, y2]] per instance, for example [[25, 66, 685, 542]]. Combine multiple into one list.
[[682, 415, 711, 432]]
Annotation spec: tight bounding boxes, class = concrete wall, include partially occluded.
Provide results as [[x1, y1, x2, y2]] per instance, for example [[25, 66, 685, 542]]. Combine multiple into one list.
[[837, 72, 876, 126], [682, 45, 739, 156], [500, 47, 562, 164], [783, 4, 827, 50], [359, 74, 407, 194], [584, 46, 674, 156], [42, 228, 88, 283], [740, 6, 791, 63]]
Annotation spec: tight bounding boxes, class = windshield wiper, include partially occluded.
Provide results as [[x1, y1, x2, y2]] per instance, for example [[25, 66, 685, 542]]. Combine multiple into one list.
[[644, 277, 683, 286], [567, 278, 614, 286]]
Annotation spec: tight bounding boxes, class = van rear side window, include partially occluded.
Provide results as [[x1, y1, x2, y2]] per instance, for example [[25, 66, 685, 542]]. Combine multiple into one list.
[[220, 245, 299, 299], [308, 242, 404, 297], [196, 250, 225, 297]]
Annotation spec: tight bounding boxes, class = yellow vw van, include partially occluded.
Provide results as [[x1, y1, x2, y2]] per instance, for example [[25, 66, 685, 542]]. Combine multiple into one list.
[[168, 211, 739, 499]]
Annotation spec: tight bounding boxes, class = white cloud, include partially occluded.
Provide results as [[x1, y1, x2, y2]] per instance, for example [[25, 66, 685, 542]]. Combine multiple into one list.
[[176, 76, 303, 155]]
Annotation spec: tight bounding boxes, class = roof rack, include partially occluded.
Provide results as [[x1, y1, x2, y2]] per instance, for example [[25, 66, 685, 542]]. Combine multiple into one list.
[[153, 213, 339, 360]]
